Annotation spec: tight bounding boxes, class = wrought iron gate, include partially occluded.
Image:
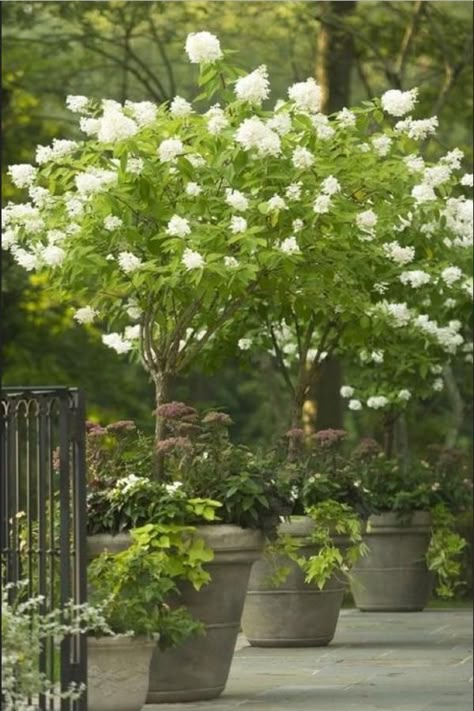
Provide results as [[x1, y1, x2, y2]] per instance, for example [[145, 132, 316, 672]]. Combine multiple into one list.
[[1, 387, 87, 711]]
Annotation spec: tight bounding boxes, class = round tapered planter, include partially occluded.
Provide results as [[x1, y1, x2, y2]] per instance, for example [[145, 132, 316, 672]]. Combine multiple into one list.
[[146, 524, 263, 704], [350, 511, 433, 612], [87, 636, 155, 711], [241, 517, 346, 647]]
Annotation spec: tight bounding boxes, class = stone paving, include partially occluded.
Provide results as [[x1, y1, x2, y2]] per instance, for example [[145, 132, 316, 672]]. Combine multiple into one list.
[[147, 609, 473, 711]]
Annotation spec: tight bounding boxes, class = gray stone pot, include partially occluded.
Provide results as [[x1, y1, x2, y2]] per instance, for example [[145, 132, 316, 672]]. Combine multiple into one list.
[[146, 524, 263, 703], [88, 636, 155, 711], [241, 517, 346, 647], [350, 511, 433, 612], [87, 532, 131, 558]]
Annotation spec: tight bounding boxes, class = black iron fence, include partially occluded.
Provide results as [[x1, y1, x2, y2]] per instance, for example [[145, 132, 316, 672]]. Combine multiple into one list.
[[1, 387, 87, 711]]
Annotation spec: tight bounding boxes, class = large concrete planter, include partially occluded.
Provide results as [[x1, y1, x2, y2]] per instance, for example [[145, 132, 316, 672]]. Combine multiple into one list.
[[87, 636, 155, 711], [146, 524, 263, 703], [350, 511, 433, 612], [87, 532, 131, 558], [241, 517, 346, 647]]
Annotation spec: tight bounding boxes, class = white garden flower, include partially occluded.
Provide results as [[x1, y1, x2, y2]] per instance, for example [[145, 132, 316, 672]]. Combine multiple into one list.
[[285, 183, 302, 201], [336, 107, 356, 127], [376, 301, 412, 327], [423, 165, 451, 187], [461, 173, 473, 187], [8, 164, 37, 188], [267, 195, 287, 212], [28, 186, 52, 208], [126, 301, 142, 320], [441, 148, 464, 170], [170, 96, 193, 117], [356, 209, 377, 232], [267, 111, 292, 136], [383, 241, 415, 265], [235, 65, 270, 105], [103, 216, 123, 231], [371, 135, 392, 157], [12, 247, 38, 271], [399, 270, 431, 288], [126, 157, 144, 175], [185, 32, 223, 64], [288, 78, 321, 113], [117, 251, 142, 274], [64, 196, 85, 218], [441, 266, 463, 286], [404, 154, 425, 173], [225, 189, 249, 211], [46, 229, 66, 245], [292, 219, 304, 233], [367, 395, 389, 409], [2, 229, 18, 250], [224, 256, 239, 268], [432, 377, 444, 392], [348, 399, 363, 411], [36, 139, 78, 165], [371, 350, 384, 363], [340, 386, 354, 398], [166, 215, 191, 237], [185, 182, 202, 197], [235, 117, 281, 156], [125, 100, 157, 127], [238, 338, 252, 350], [381, 88, 418, 117], [73, 306, 98, 324], [65, 95, 90, 113], [79, 117, 100, 136], [102, 333, 133, 354], [312, 114, 335, 140], [291, 146, 314, 169], [279, 236, 300, 255], [98, 105, 139, 143], [75, 169, 116, 196], [398, 389, 411, 401], [321, 176, 341, 196], [182, 248, 204, 270], [313, 195, 332, 214], [230, 216, 247, 234], [158, 137, 185, 163], [41, 245, 66, 267], [395, 116, 438, 141], [124, 325, 140, 340], [205, 104, 229, 135]]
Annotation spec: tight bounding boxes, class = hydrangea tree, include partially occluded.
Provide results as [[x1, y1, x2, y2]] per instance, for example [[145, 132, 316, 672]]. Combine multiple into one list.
[[3, 30, 472, 469]]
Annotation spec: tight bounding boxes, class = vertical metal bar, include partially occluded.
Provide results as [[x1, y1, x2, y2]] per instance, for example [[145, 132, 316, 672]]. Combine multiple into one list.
[[37, 394, 48, 711], [1, 400, 10, 591], [59, 393, 72, 711], [73, 390, 87, 711]]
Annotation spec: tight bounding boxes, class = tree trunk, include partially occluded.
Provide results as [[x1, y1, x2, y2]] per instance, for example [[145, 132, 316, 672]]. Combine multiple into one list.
[[153, 372, 170, 480], [307, 1, 357, 432]]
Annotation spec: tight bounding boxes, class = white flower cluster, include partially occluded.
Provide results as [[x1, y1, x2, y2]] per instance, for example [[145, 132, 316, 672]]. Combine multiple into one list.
[[443, 197, 473, 245], [279, 236, 300, 255], [399, 270, 431, 288], [117, 251, 142, 274], [166, 215, 191, 237], [288, 78, 321, 113], [8, 164, 38, 188], [381, 88, 418, 117], [337, 107, 356, 127], [292, 146, 314, 170], [235, 117, 281, 156], [104, 215, 123, 231], [367, 395, 389, 409], [102, 332, 134, 354], [356, 209, 378, 239], [73, 305, 98, 324], [371, 135, 392, 157], [125, 100, 157, 127], [225, 188, 249, 211], [66, 94, 90, 113], [395, 116, 438, 141], [230, 216, 247, 234], [205, 104, 229, 135], [383, 241, 415, 265], [185, 31, 223, 64], [170, 96, 193, 117], [235, 65, 270, 105], [158, 137, 185, 163], [36, 139, 79, 165], [182, 248, 205, 271], [75, 168, 117, 196]]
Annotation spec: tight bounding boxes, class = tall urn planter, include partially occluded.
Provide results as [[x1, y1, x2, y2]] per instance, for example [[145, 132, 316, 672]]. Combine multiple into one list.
[[241, 517, 346, 647], [146, 524, 263, 703], [350, 511, 433, 612]]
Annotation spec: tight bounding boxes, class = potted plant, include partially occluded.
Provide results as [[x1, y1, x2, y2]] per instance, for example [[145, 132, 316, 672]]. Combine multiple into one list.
[[87, 522, 210, 711], [242, 428, 368, 647], [84, 410, 279, 703], [348, 437, 470, 611]]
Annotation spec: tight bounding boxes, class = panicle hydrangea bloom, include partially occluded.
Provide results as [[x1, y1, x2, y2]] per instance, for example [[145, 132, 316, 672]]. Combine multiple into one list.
[[395, 116, 438, 141], [234, 117, 281, 156], [66, 95, 90, 113], [170, 96, 193, 117], [313, 194, 332, 214], [158, 137, 185, 163], [117, 251, 142, 274], [285, 182, 302, 200], [235, 65, 270, 104], [279, 236, 300, 255], [97, 103, 139, 143], [371, 135, 392, 156], [205, 104, 229, 135], [367, 395, 389, 409], [376, 301, 412, 327], [441, 148, 464, 170], [224, 256, 239, 269], [348, 399, 363, 411], [225, 189, 249, 211], [292, 146, 314, 169], [381, 88, 418, 117], [238, 338, 252, 350], [423, 164, 452, 187], [461, 173, 473, 187], [441, 266, 463, 286], [383, 241, 415, 265], [103, 215, 123, 231], [411, 183, 437, 204], [267, 111, 292, 135], [182, 248, 204, 271], [292, 218, 304, 233], [102, 333, 133, 354], [321, 176, 341, 196], [404, 154, 425, 173], [185, 182, 202, 197], [166, 215, 191, 237], [356, 209, 377, 232], [41, 244, 66, 267], [126, 157, 144, 175], [267, 195, 287, 212], [337, 107, 356, 127], [398, 389, 411, 401], [8, 164, 38, 188], [74, 306, 98, 324], [125, 100, 157, 127], [399, 270, 431, 288], [185, 32, 223, 64], [36, 139, 79, 165], [229, 216, 247, 234], [340, 386, 354, 398], [288, 78, 321, 113]]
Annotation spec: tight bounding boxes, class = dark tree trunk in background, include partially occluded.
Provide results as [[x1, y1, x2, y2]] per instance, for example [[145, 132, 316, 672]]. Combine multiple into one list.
[[307, 0, 357, 432]]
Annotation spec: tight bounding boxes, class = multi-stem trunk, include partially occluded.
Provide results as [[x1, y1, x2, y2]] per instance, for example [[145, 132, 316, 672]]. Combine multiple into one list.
[[152, 372, 170, 481]]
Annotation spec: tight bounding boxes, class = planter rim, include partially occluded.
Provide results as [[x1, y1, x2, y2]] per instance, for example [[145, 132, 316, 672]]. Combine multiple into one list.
[[88, 635, 156, 649], [367, 511, 432, 530], [193, 524, 264, 552]]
